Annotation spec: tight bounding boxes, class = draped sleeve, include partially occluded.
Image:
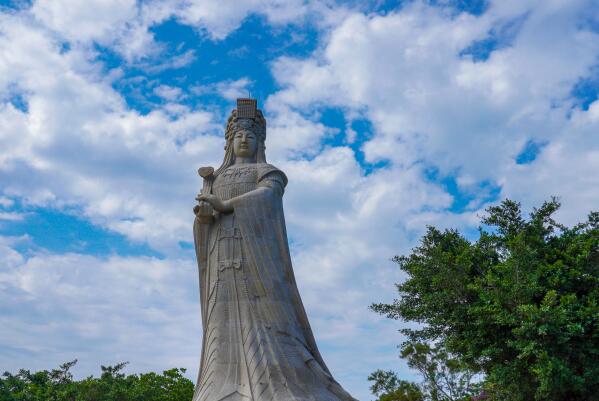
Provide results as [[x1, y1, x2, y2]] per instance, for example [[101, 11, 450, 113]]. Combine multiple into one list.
[[257, 165, 287, 196]]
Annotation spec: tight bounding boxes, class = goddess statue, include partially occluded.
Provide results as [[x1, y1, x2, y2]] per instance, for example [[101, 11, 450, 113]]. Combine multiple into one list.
[[192, 99, 357, 401]]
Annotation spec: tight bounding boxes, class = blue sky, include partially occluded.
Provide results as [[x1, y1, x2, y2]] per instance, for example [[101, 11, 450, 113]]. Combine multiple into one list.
[[1, 0, 598, 399]]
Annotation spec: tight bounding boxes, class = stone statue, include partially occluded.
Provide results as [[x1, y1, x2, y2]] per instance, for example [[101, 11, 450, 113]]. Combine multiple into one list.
[[192, 99, 357, 401]]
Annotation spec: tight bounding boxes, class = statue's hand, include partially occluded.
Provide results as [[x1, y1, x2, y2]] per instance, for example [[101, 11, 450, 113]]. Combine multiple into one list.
[[194, 200, 212, 215], [196, 193, 233, 213]]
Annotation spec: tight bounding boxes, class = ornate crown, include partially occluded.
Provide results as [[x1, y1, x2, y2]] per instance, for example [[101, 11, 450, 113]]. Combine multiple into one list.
[[225, 98, 266, 141]]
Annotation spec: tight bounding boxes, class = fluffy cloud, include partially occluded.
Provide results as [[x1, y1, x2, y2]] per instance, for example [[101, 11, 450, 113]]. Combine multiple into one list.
[[191, 78, 253, 101], [29, 0, 166, 61], [0, 235, 200, 376], [0, 11, 224, 255], [32, 0, 137, 43], [171, 0, 350, 40], [500, 100, 599, 223], [269, 0, 599, 222], [23, 0, 339, 62], [174, 0, 308, 40]]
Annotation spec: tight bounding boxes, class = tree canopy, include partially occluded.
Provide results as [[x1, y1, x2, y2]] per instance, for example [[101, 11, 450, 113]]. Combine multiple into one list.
[[0, 360, 194, 401], [371, 199, 599, 401]]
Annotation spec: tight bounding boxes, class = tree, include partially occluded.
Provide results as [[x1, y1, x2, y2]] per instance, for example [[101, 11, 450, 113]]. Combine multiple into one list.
[[0, 361, 194, 401], [368, 370, 424, 401], [400, 342, 478, 401], [371, 199, 599, 401], [367, 343, 478, 401]]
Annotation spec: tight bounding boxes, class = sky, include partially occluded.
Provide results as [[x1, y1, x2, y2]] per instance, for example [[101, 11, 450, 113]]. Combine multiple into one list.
[[0, 0, 598, 399]]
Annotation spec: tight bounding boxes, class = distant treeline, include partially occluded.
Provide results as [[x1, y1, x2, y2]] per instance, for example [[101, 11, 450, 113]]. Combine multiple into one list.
[[0, 360, 194, 401]]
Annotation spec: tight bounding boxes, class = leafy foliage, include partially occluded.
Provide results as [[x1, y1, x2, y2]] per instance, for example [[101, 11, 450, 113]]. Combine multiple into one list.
[[400, 343, 478, 401], [371, 199, 599, 401], [368, 370, 424, 401], [0, 360, 194, 401], [367, 343, 479, 401]]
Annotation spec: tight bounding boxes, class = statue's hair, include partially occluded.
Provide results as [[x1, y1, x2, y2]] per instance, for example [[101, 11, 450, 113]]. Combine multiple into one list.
[[214, 109, 267, 177]]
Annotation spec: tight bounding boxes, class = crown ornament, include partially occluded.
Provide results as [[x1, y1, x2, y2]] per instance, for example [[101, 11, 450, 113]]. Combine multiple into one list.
[[225, 98, 266, 141]]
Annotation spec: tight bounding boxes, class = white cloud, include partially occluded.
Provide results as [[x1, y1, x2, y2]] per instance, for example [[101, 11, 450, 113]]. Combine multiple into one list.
[[0, 239, 201, 377], [30, 0, 163, 62], [268, 0, 599, 222], [0, 196, 14, 208], [154, 84, 184, 101], [265, 104, 332, 159], [500, 99, 599, 223], [191, 77, 253, 101], [24, 0, 340, 62], [31, 0, 137, 43], [215, 78, 252, 100], [0, 212, 25, 221], [173, 0, 310, 40], [0, 11, 223, 254], [141, 49, 197, 73]]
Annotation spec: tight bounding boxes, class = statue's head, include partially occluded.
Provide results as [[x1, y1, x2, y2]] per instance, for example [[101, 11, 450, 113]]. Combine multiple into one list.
[[226, 112, 265, 159], [215, 99, 267, 174], [233, 125, 257, 158]]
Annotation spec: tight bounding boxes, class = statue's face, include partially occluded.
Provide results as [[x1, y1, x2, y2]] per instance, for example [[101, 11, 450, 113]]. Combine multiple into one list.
[[233, 127, 258, 158]]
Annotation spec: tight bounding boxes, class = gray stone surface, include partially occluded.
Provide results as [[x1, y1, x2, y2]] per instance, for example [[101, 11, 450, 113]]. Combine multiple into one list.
[[192, 99, 357, 401]]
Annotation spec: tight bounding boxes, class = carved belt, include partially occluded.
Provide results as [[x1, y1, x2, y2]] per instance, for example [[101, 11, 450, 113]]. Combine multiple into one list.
[[218, 227, 242, 239], [218, 258, 242, 271]]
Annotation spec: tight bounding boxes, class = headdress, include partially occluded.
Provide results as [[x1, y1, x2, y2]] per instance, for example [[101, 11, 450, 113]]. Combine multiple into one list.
[[224, 98, 266, 142], [215, 98, 267, 177]]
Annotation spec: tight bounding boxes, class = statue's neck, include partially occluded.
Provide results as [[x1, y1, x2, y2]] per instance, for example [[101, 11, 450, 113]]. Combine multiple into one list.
[[234, 156, 256, 165]]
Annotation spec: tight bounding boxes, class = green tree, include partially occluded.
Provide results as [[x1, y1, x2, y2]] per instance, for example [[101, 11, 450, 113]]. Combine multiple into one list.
[[0, 360, 194, 401], [0, 360, 80, 401], [368, 370, 424, 401], [401, 342, 478, 401], [371, 199, 599, 401], [367, 343, 478, 401]]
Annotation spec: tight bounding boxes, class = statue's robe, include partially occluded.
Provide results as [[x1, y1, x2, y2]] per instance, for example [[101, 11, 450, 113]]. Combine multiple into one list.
[[193, 163, 356, 401]]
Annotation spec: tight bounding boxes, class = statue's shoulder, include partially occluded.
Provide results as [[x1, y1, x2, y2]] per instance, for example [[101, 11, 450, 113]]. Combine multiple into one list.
[[256, 163, 288, 187]]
